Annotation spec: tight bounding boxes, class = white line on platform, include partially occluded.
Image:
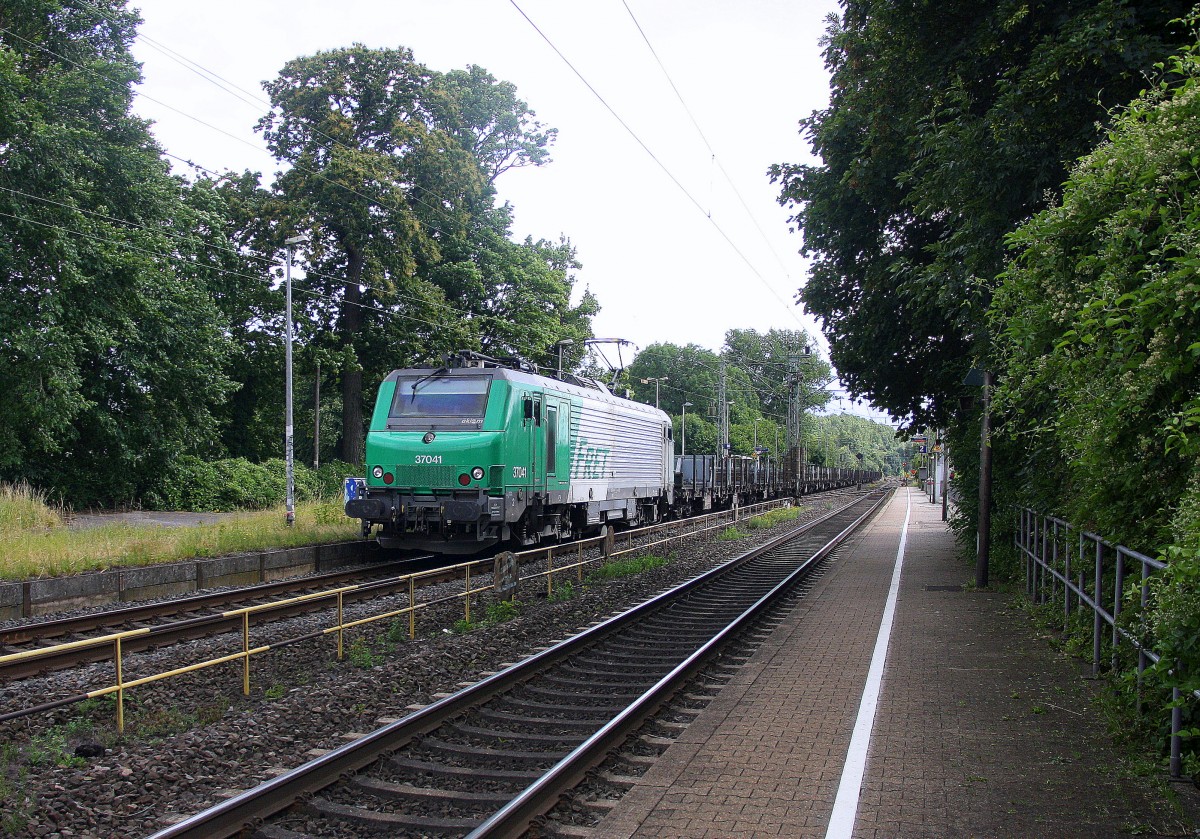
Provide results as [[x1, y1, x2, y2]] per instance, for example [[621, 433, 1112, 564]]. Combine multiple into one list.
[[825, 487, 912, 839]]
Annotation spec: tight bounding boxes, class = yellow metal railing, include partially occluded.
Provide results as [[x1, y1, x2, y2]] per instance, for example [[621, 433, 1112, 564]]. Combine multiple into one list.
[[1, 496, 796, 731]]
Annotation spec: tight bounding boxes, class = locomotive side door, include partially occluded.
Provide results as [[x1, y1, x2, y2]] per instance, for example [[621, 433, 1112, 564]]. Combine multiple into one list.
[[524, 391, 545, 498], [543, 399, 566, 494]]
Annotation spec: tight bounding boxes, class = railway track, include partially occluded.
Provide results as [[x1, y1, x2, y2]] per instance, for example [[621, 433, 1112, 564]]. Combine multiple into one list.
[[0, 559, 436, 681], [0, 492, 812, 685], [150, 488, 889, 839]]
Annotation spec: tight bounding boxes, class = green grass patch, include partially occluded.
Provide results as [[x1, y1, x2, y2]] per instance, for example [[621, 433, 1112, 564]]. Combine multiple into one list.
[[386, 618, 410, 644], [588, 554, 670, 582], [0, 499, 358, 580], [718, 526, 746, 540], [744, 506, 802, 529], [548, 580, 576, 602], [346, 637, 382, 668], [484, 599, 521, 623]]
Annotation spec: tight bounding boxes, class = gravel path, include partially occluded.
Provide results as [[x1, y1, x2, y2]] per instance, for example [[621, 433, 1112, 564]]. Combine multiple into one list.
[[0, 494, 854, 838]]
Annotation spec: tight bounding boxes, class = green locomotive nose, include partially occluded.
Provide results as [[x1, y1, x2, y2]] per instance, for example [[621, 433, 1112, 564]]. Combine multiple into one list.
[[346, 353, 675, 555]]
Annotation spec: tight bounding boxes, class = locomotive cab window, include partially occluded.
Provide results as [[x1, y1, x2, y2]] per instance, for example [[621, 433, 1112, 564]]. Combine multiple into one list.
[[388, 375, 490, 428], [546, 406, 558, 474]]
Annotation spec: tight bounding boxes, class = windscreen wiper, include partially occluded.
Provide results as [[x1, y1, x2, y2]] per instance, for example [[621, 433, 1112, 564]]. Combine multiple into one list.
[[408, 368, 447, 401]]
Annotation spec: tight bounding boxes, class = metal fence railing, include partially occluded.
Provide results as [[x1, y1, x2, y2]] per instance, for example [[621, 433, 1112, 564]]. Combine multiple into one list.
[[1015, 508, 1191, 776]]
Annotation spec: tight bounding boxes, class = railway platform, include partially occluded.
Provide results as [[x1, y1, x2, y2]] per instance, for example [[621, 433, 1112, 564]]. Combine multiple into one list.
[[589, 486, 1195, 838]]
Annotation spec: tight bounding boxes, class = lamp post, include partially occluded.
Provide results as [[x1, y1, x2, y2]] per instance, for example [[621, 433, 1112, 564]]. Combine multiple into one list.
[[555, 339, 574, 378], [640, 376, 668, 408], [681, 401, 693, 456], [283, 234, 307, 526], [753, 417, 762, 452]]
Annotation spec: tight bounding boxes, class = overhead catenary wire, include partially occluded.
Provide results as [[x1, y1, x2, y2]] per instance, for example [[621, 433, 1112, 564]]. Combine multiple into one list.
[[505, 0, 805, 328], [0, 23, 585, 340], [6, 8, 881, 419], [618, 0, 799, 281], [24, 4, 812, 344], [121, 0, 811, 335]]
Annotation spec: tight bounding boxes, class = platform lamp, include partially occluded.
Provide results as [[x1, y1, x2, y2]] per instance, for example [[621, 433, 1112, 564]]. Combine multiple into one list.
[[283, 234, 307, 526], [681, 402, 693, 456], [640, 376, 668, 408]]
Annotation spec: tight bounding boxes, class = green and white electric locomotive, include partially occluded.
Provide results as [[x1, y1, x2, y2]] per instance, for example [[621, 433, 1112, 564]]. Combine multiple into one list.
[[345, 352, 674, 553]]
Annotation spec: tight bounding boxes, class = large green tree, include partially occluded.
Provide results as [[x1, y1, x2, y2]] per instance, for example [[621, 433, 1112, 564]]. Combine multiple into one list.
[[771, 0, 1191, 427], [722, 328, 832, 420], [0, 0, 234, 504], [257, 45, 580, 463]]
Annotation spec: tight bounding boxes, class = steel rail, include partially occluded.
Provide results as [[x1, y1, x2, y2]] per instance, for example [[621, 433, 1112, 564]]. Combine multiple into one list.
[[0, 557, 413, 646], [147, 490, 889, 839], [468, 490, 889, 838], [0, 561, 439, 681]]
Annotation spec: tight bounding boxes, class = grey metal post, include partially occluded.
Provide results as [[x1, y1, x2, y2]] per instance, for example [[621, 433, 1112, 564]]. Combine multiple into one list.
[[1063, 531, 1072, 632], [283, 236, 304, 526], [1172, 679, 1183, 777], [556, 339, 574, 377], [1112, 552, 1125, 672], [1093, 542, 1104, 677], [313, 360, 320, 470], [1027, 511, 1036, 597], [1138, 563, 1150, 711], [1051, 521, 1059, 605], [681, 402, 691, 457], [975, 370, 993, 588]]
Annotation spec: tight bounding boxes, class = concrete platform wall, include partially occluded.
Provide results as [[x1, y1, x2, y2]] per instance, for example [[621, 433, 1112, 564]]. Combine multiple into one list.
[[0, 541, 366, 621]]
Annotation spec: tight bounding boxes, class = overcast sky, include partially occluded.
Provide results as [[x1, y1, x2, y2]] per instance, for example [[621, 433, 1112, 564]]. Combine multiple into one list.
[[127, 0, 889, 421]]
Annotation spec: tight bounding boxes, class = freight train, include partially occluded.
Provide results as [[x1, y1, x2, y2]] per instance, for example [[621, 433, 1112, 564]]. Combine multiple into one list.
[[344, 352, 878, 554]]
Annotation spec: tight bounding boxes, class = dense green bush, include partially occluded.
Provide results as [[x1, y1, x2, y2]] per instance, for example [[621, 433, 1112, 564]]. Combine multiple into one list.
[[146, 456, 359, 511], [990, 37, 1200, 767]]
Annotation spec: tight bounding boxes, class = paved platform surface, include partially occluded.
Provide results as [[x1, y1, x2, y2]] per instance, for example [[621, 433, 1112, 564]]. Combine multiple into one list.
[[590, 487, 1196, 838]]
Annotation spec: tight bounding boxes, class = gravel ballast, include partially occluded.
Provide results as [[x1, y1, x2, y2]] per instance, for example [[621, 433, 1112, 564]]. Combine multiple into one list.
[[1, 494, 858, 838]]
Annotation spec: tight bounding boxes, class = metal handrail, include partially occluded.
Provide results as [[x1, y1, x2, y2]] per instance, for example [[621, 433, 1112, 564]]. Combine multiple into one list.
[[1016, 508, 1185, 776]]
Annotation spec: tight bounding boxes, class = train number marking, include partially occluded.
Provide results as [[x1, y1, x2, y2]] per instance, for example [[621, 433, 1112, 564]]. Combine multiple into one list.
[[414, 455, 443, 464], [512, 466, 528, 479]]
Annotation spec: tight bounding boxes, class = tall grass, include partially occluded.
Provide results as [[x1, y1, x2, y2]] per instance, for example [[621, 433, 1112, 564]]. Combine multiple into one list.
[[0, 481, 64, 535], [0, 497, 359, 580]]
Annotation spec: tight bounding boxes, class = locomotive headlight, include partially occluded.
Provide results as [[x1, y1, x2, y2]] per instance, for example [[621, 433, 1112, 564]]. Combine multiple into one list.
[[471, 467, 485, 481], [372, 465, 384, 479]]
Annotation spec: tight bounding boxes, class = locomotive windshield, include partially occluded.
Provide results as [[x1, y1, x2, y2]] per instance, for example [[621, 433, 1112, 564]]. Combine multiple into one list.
[[388, 374, 490, 424]]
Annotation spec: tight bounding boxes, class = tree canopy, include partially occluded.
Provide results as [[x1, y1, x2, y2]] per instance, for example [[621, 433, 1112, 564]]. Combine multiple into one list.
[[772, 0, 1192, 427], [0, 3, 600, 505], [991, 42, 1200, 549], [257, 44, 589, 462], [0, 0, 235, 505]]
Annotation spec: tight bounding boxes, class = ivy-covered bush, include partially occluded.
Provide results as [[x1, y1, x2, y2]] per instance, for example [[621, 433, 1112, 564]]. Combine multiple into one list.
[[991, 43, 1200, 552], [990, 37, 1200, 751]]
